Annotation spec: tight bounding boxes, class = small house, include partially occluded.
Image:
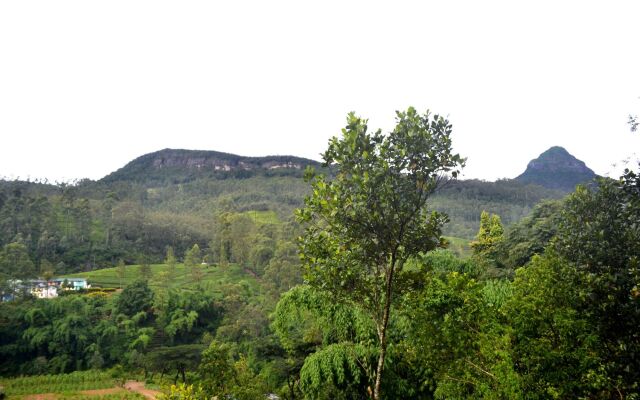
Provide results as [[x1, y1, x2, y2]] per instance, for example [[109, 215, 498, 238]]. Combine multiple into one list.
[[29, 280, 58, 299], [51, 278, 91, 291]]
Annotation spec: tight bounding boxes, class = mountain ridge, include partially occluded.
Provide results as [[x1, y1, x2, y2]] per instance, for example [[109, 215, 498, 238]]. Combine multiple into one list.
[[100, 148, 322, 184], [100, 146, 597, 191]]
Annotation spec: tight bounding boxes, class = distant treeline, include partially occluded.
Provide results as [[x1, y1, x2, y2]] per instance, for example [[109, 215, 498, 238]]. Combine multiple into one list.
[[0, 169, 562, 276]]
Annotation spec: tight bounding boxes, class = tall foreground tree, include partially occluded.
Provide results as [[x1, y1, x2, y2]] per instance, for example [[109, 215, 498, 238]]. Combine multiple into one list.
[[297, 107, 464, 399]]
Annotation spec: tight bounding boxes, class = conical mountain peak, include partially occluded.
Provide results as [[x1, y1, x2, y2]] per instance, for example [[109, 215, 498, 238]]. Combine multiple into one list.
[[515, 146, 597, 191]]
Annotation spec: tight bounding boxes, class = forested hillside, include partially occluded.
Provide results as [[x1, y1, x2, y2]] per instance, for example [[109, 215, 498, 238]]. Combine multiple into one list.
[[432, 179, 563, 238], [0, 148, 568, 276]]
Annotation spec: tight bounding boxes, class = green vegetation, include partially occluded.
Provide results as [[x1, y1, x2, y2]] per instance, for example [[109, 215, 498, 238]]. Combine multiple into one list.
[[297, 107, 464, 399], [0, 145, 564, 279], [1, 109, 637, 399], [62, 263, 257, 293], [0, 370, 113, 395], [470, 211, 504, 255], [432, 178, 564, 239], [57, 394, 145, 400], [442, 236, 471, 258]]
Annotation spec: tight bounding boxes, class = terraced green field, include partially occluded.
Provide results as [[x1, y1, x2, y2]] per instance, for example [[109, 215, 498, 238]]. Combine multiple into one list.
[[61, 263, 259, 294], [0, 371, 141, 400], [443, 236, 472, 258], [61, 236, 468, 293], [241, 210, 280, 224]]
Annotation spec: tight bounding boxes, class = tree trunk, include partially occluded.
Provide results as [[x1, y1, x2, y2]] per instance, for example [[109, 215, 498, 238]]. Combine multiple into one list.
[[373, 264, 395, 400], [288, 375, 296, 400]]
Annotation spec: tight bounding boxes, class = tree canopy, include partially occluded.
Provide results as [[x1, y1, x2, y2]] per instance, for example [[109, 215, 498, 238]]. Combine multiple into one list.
[[297, 107, 464, 399]]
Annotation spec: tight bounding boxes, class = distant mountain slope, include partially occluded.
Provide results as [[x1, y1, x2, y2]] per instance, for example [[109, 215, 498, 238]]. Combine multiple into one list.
[[432, 179, 564, 239], [100, 148, 322, 184], [515, 146, 597, 191], [0, 147, 570, 273], [94, 148, 566, 240]]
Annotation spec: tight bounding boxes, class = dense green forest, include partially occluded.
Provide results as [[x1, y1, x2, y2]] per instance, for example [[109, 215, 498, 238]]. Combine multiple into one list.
[[1, 109, 637, 399], [0, 156, 562, 277]]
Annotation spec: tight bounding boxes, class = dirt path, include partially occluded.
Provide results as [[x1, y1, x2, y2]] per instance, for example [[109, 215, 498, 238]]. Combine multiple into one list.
[[80, 388, 126, 396], [22, 382, 161, 400], [124, 381, 162, 400], [22, 389, 124, 400], [22, 394, 57, 400], [243, 267, 259, 279]]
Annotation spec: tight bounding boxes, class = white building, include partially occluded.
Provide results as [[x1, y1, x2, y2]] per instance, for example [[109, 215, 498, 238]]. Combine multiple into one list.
[[30, 281, 58, 299], [51, 278, 91, 290], [2, 278, 91, 301]]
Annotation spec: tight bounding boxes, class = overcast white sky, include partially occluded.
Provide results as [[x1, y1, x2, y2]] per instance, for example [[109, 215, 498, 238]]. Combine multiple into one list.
[[1, 1, 639, 182]]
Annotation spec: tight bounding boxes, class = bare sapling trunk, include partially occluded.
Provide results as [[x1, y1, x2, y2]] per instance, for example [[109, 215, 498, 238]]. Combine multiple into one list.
[[373, 263, 396, 400]]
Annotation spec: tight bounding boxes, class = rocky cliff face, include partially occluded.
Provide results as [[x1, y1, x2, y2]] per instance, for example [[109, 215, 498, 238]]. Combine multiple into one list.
[[515, 146, 597, 192], [149, 151, 306, 171], [100, 148, 320, 184]]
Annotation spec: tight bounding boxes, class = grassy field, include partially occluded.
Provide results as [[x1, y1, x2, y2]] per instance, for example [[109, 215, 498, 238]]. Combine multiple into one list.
[[61, 262, 260, 295], [61, 236, 468, 293], [443, 236, 472, 258], [40, 393, 145, 400], [241, 210, 280, 225], [2, 390, 144, 400], [0, 371, 138, 399]]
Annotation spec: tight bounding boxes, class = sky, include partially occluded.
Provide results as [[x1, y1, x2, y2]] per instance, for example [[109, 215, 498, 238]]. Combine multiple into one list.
[[1, 1, 639, 183]]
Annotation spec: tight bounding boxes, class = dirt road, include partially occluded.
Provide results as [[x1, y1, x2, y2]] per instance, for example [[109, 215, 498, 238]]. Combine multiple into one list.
[[124, 381, 162, 400], [22, 382, 161, 400]]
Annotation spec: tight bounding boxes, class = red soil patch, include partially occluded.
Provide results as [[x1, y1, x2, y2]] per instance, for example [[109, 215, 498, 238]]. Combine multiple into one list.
[[79, 388, 126, 396], [22, 394, 57, 400], [124, 381, 161, 400], [21, 384, 159, 400], [21, 388, 125, 400]]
